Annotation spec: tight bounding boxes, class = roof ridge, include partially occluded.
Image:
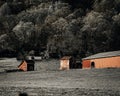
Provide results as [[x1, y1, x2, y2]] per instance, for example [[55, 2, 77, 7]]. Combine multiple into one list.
[[82, 50, 120, 60]]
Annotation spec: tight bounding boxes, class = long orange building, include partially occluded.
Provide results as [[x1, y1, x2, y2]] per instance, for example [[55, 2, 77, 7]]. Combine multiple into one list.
[[82, 50, 120, 69]]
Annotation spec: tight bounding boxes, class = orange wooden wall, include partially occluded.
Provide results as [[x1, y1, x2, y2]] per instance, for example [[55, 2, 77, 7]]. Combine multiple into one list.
[[82, 56, 120, 69], [60, 60, 69, 70], [18, 61, 27, 71], [82, 60, 91, 69], [92, 56, 120, 68]]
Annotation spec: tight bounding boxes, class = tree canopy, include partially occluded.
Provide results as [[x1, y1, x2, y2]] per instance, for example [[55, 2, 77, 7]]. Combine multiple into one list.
[[0, 0, 120, 57]]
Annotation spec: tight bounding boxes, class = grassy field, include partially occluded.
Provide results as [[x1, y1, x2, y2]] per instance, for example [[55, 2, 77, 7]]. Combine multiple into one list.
[[0, 58, 120, 96]]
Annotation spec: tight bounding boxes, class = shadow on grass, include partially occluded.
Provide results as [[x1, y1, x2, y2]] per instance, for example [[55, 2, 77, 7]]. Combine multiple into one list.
[[19, 92, 28, 96]]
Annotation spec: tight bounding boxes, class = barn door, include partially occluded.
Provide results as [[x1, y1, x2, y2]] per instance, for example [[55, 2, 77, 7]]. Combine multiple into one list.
[[91, 62, 95, 68]]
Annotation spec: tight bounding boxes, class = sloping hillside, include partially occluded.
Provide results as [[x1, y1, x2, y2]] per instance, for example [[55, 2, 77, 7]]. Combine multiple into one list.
[[0, 0, 120, 58]]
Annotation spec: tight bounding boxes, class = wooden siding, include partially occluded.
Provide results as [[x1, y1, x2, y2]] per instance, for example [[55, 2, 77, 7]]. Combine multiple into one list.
[[82, 60, 91, 69], [82, 56, 120, 69], [92, 56, 120, 68], [60, 59, 69, 70], [18, 61, 27, 71]]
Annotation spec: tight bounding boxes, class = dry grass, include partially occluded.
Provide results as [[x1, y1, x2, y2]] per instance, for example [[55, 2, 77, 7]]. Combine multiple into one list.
[[0, 58, 120, 96]]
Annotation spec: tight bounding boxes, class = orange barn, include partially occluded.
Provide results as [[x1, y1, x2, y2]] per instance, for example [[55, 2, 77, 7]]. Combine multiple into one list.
[[82, 51, 120, 69]]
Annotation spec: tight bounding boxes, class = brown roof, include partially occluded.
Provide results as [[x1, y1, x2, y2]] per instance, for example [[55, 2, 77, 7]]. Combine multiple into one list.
[[82, 50, 120, 60], [61, 56, 72, 60]]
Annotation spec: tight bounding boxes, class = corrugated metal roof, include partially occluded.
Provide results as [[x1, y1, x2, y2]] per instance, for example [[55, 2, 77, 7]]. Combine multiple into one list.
[[82, 50, 120, 60], [61, 56, 72, 60]]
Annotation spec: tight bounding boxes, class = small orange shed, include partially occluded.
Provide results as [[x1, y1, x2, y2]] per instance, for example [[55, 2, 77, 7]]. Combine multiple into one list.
[[60, 56, 76, 70], [18, 60, 35, 71], [82, 50, 120, 69]]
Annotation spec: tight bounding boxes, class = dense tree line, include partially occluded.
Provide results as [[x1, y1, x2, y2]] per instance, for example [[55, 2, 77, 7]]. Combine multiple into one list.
[[0, 0, 120, 58]]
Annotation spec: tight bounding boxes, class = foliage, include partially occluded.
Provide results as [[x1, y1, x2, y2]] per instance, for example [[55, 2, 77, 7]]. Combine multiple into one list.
[[0, 0, 120, 57]]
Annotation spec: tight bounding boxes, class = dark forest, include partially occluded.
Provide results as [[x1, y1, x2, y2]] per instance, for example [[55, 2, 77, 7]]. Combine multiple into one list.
[[0, 0, 120, 58]]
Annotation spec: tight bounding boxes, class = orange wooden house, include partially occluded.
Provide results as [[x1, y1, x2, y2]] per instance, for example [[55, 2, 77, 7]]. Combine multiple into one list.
[[18, 60, 35, 71], [82, 50, 120, 69], [60, 56, 76, 70]]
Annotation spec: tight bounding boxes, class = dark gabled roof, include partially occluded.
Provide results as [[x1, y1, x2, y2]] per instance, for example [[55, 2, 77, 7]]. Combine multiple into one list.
[[82, 50, 120, 60]]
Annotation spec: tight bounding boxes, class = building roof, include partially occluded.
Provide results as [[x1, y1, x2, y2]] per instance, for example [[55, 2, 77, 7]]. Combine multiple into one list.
[[18, 60, 34, 67], [18, 60, 26, 68], [25, 60, 35, 64], [82, 50, 120, 60], [61, 56, 72, 60]]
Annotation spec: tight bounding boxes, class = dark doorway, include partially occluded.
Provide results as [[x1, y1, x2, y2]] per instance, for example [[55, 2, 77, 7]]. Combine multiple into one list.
[[69, 57, 76, 69], [26, 60, 35, 71], [91, 62, 95, 68], [27, 65, 34, 71]]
